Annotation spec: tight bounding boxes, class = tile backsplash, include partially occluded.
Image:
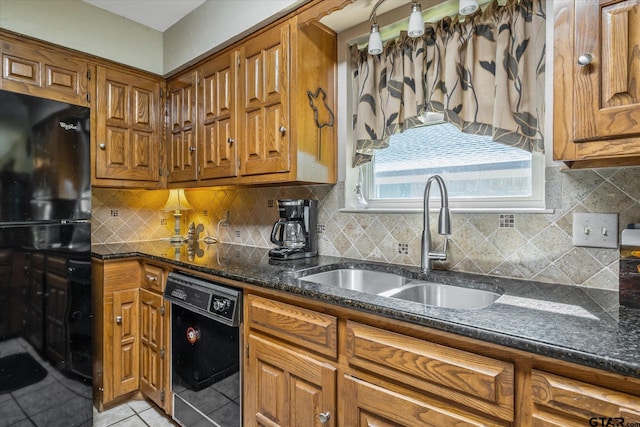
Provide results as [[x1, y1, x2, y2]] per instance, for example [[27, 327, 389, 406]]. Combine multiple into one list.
[[92, 166, 640, 290]]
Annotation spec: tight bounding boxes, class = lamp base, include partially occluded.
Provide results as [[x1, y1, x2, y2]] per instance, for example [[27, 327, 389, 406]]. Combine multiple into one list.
[[169, 235, 184, 244]]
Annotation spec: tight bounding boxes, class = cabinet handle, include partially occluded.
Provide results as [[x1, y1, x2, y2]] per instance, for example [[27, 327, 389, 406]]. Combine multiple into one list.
[[146, 274, 158, 282], [227, 137, 235, 144], [115, 316, 122, 324], [189, 146, 196, 152], [577, 54, 593, 66], [279, 125, 286, 134], [319, 412, 331, 424], [99, 143, 106, 150]]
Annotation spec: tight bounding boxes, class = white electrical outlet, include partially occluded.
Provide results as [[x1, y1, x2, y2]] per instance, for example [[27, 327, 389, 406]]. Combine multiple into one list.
[[572, 212, 618, 249]]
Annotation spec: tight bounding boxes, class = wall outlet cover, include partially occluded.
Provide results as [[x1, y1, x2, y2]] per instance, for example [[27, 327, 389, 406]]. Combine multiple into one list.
[[572, 212, 618, 249]]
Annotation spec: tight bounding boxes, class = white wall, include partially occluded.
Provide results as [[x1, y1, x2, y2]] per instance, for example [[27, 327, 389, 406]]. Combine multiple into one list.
[[163, 0, 305, 74], [0, 0, 307, 75], [0, 0, 164, 74]]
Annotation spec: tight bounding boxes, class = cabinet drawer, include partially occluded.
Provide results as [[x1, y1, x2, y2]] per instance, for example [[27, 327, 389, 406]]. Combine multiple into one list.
[[342, 374, 508, 427], [103, 260, 141, 293], [345, 321, 514, 421], [141, 263, 166, 292], [246, 294, 337, 358], [532, 370, 640, 426]]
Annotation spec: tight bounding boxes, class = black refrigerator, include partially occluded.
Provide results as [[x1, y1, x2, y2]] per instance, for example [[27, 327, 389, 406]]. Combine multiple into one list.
[[0, 89, 93, 426]]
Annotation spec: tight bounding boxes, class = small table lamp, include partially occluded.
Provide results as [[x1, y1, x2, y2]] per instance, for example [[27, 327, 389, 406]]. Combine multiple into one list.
[[162, 189, 193, 243]]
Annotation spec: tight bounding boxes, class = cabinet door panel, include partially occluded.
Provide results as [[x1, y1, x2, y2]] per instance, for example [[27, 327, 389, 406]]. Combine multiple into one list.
[[245, 333, 336, 427], [240, 23, 290, 177], [573, 0, 640, 142], [532, 370, 640, 426], [113, 289, 139, 398], [168, 71, 198, 182], [140, 289, 165, 408], [1, 37, 88, 105], [342, 375, 504, 427], [200, 53, 238, 180], [345, 321, 514, 421], [96, 66, 160, 182]]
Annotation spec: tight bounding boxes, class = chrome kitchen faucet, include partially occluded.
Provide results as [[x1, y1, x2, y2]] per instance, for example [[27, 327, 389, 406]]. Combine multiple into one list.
[[421, 175, 452, 272]]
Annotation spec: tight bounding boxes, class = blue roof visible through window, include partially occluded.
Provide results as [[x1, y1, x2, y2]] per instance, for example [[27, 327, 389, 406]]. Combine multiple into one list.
[[370, 123, 533, 200], [374, 123, 531, 173]]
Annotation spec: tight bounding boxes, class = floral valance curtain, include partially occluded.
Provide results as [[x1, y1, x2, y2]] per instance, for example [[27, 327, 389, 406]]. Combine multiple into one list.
[[351, 0, 546, 166]]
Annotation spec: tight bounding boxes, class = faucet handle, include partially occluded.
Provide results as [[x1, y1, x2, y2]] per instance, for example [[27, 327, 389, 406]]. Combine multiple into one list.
[[428, 237, 449, 261]]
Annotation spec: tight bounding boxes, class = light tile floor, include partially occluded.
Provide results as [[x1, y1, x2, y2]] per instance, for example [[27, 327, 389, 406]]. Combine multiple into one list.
[[93, 399, 178, 427]]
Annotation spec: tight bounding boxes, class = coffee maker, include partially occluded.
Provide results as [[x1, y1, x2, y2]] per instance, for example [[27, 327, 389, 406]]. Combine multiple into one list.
[[269, 199, 318, 260]]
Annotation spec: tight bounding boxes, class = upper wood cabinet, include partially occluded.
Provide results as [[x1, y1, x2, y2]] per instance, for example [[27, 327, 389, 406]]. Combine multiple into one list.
[[239, 23, 290, 177], [94, 65, 163, 188], [200, 51, 238, 180], [554, 0, 640, 167], [0, 33, 89, 106], [167, 70, 198, 183], [167, 16, 337, 187]]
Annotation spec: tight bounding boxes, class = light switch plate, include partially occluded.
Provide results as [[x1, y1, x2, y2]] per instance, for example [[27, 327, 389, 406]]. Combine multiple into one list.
[[572, 212, 618, 249]]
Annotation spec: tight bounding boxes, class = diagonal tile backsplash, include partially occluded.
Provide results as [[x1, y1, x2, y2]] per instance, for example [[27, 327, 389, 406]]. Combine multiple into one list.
[[92, 166, 640, 290]]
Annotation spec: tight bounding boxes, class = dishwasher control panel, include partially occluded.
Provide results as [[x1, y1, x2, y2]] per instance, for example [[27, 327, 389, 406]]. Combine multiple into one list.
[[164, 272, 242, 327]]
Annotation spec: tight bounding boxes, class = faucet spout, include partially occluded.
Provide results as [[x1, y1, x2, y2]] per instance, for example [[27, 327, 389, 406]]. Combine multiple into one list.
[[421, 175, 451, 273]]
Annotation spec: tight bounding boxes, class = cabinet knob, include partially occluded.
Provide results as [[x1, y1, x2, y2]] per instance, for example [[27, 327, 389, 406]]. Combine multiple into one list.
[[146, 274, 158, 282], [99, 143, 106, 150], [319, 412, 331, 424], [115, 316, 122, 324], [189, 146, 196, 152], [227, 137, 235, 144], [577, 54, 593, 66], [279, 125, 286, 134]]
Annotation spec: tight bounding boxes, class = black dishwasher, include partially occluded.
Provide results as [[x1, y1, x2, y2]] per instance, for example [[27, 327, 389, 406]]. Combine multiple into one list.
[[164, 272, 242, 427]]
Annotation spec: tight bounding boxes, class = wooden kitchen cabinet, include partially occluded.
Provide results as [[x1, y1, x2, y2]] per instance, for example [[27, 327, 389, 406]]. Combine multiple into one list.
[[93, 258, 172, 412], [139, 289, 167, 410], [244, 294, 338, 426], [344, 321, 514, 425], [199, 51, 239, 180], [167, 70, 198, 183], [553, 0, 640, 167], [139, 262, 171, 412], [531, 370, 640, 426], [239, 22, 290, 177], [93, 258, 141, 410], [0, 31, 89, 106], [167, 15, 337, 187], [94, 65, 163, 188]]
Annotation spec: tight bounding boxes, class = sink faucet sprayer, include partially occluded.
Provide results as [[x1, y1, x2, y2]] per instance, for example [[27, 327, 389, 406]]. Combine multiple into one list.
[[421, 175, 451, 273]]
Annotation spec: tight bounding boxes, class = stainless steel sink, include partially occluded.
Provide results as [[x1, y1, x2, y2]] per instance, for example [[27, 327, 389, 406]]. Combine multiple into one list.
[[379, 281, 501, 310], [299, 268, 410, 294]]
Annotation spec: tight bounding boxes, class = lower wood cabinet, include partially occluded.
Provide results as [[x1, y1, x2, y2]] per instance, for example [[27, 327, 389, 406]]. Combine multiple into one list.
[[244, 333, 337, 427], [139, 287, 170, 410], [531, 370, 640, 427], [341, 374, 507, 427], [345, 321, 514, 425], [242, 291, 640, 426], [93, 258, 170, 412], [112, 287, 140, 399]]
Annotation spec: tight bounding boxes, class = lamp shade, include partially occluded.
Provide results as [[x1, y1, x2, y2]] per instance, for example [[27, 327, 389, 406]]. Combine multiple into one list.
[[162, 189, 193, 212], [368, 23, 383, 55], [459, 0, 479, 15], [407, 2, 424, 38]]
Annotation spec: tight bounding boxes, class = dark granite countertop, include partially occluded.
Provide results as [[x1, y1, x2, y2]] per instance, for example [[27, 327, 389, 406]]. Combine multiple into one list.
[[92, 240, 640, 380]]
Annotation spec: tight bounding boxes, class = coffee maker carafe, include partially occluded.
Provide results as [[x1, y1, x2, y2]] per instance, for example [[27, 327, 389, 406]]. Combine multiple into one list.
[[269, 199, 317, 260]]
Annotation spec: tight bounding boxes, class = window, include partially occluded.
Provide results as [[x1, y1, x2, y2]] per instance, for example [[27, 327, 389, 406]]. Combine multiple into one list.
[[359, 123, 545, 211]]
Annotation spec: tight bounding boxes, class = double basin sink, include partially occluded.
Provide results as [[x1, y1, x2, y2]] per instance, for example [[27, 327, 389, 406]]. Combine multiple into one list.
[[298, 267, 502, 310]]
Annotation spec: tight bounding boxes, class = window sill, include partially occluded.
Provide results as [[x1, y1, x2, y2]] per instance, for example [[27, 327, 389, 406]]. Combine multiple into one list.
[[339, 207, 555, 214]]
